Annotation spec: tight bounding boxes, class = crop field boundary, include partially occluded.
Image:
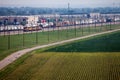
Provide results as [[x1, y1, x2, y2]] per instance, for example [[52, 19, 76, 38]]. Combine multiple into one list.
[[0, 28, 120, 70]]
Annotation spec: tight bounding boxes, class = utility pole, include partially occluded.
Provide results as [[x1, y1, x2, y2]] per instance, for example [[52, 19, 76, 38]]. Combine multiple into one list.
[[7, 17, 10, 49], [23, 29, 24, 47], [119, 3, 120, 24], [113, 3, 115, 27], [68, 3, 70, 15], [35, 16, 38, 44], [67, 3, 70, 39], [47, 19, 50, 43], [100, 14, 102, 31], [4, 19, 6, 37], [95, 16, 97, 32], [36, 23, 38, 44], [75, 17, 77, 37]]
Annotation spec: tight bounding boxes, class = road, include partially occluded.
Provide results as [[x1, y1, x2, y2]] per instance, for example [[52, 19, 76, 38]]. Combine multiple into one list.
[[0, 28, 120, 70]]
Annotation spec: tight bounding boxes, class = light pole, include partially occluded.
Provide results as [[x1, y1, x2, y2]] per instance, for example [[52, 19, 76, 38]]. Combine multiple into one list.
[[31, 21, 33, 34], [88, 18, 90, 34], [5, 18, 10, 49], [113, 3, 115, 25], [100, 16, 103, 32], [22, 18, 27, 47], [0, 20, 2, 35], [14, 17, 19, 35], [81, 19, 84, 36], [66, 3, 70, 39], [47, 19, 50, 43], [74, 18, 77, 37], [57, 18, 60, 41], [110, 18, 112, 30], [105, 14, 108, 31], [8, 16, 11, 49], [79, 18, 82, 36], [36, 25, 38, 44], [95, 17, 97, 32], [3, 19, 6, 37]]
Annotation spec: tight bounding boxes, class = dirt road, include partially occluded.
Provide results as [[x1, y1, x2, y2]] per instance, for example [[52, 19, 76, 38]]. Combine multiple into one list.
[[0, 28, 120, 70]]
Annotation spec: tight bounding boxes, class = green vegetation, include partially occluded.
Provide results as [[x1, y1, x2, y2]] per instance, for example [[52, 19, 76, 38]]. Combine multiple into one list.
[[0, 7, 120, 16], [45, 30, 120, 52], [0, 30, 120, 80], [0, 24, 119, 60], [0, 52, 120, 80]]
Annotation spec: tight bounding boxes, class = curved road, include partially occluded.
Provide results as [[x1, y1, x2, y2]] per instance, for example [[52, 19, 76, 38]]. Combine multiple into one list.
[[0, 28, 120, 70]]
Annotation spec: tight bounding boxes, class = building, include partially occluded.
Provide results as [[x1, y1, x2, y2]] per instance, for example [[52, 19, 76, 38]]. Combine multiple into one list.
[[26, 16, 39, 27], [90, 13, 100, 18]]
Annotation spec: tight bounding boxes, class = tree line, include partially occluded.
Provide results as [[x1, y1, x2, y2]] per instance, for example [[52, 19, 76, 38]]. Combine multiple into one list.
[[0, 7, 120, 16]]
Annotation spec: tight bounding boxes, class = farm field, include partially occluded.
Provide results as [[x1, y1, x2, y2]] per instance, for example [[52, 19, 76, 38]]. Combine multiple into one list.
[[45, 30, 120, 52], [0, 30, 120, 80], [0, 24, 120, 60]]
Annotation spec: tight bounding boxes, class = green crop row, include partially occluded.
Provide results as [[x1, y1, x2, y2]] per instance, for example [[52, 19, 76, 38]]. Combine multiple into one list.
[[0, 52, 120, 80]]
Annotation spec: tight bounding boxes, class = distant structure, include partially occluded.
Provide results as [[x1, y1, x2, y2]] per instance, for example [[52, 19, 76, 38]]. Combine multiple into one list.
[[90, 13, 100, 18], [68, 3, 70, 14], [27, 16, 39, 27]]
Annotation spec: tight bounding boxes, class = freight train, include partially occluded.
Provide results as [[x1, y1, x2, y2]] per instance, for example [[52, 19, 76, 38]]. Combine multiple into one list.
[[23, 25, 42, 32]]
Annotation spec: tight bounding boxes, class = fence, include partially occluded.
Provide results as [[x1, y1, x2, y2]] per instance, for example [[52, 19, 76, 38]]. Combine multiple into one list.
[[0, 17, 120, 55]]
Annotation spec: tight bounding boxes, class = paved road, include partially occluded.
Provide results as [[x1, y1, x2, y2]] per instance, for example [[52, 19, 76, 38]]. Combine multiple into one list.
[[0, 28, 120, 70]]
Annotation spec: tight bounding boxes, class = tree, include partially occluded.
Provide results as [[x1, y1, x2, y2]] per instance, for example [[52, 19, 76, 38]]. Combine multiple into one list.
[[21, 19, 27, 26]]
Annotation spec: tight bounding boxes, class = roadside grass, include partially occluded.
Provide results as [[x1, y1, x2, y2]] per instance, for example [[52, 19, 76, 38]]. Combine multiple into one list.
[[0, 24, 119, 60], [0, 30, 120, 80]]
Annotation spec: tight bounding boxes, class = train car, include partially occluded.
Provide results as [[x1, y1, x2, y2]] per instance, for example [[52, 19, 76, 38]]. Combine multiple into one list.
[[0, 25, 24, 32], [55, 22, 63, 27], [23, 26, 42, 32]]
